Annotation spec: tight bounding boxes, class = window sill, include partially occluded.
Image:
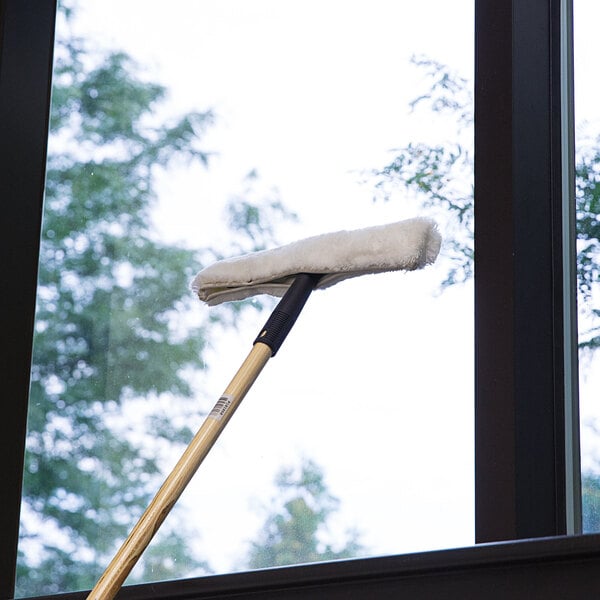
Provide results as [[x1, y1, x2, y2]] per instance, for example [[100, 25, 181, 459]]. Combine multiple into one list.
[[24, 534, 600, 600]]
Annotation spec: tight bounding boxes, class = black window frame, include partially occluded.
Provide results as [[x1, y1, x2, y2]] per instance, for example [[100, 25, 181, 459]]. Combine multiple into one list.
[[475, 0, 582, 542], [1, 0, 597, 598]]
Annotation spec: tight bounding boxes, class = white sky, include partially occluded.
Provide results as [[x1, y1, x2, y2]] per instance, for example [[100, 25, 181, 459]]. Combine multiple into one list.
[[93, 0, 475, 577], [32, 0, 600, 585]]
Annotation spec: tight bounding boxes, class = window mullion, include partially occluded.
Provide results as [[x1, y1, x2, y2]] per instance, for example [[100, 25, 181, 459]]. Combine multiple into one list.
[[559, 0, 581, 536], [475, 0, 575, 542], [0, 1, 57, 596]]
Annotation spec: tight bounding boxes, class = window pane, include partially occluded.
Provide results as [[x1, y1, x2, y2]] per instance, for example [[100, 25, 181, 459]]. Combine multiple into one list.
[[17, 1, 474, 595], [574, 0, 600, 533]]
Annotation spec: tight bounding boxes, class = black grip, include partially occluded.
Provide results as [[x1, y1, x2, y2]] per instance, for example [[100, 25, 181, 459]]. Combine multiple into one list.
[[254, 273, 321, 356]]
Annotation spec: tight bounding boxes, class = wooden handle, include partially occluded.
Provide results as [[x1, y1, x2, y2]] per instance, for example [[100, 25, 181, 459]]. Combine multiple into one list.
[[87, 342, 273, 600]]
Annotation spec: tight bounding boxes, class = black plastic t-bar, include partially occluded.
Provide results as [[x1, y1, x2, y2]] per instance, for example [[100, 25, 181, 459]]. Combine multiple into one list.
[[253, 273, 322, 356]]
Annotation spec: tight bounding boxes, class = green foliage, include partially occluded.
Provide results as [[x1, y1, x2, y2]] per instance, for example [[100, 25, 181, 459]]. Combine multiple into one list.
[[17, 7, 291, 596], [582, 473, 600, 533], [575, 145, 600, 349], [372, 56, 473, 287], [133, 531, 211, 583], [226, 170, 298, 255], [407, 56, 472, 127], [246, 460, 363, 569], [373, 56, 600, 347]]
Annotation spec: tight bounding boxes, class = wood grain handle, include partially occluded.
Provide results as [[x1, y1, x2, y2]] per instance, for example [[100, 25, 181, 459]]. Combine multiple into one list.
[[86, 342, 272, 600]]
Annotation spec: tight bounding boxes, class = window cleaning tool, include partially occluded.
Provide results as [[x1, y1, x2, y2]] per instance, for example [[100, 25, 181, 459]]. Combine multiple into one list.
[[86, 217, 441, 600]]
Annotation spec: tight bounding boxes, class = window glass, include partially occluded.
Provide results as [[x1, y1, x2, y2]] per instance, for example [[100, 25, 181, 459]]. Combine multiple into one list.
[[16, 1, 474, 595], [574, 0, 600, 532]]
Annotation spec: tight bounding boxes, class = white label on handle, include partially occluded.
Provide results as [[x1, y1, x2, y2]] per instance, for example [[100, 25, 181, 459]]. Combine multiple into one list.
[[209, 395, 233, 421]]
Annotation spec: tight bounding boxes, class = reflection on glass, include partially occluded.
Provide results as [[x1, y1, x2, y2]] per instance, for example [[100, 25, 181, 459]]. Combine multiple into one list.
[[17, 1, 474, 595], [574, 0, 600, 533]]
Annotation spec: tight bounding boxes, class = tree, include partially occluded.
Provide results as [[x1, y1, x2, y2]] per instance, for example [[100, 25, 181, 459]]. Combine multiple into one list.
[[574, 142, 600, 350], [373, 56, 473, 288], [582, 474, 600, 532], [16, 7, 292, 596], [246, 460, 363, 569], [373, 56, 600, 532], [373, 55, 600, 344]]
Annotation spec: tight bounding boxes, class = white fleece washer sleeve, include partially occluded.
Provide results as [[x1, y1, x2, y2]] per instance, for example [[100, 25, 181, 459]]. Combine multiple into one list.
[[192, 217, 442, 306]]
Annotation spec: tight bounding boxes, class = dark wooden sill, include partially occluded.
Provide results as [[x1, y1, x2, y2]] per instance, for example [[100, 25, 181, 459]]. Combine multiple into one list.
[[23, 534, 600, 600]]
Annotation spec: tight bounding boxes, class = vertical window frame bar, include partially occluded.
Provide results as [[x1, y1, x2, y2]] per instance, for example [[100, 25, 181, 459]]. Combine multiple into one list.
[[0, 0, 57, 596], [474, 0, 516, 543], [475, 0, 578, 542], [559, 0, 581, 536]]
